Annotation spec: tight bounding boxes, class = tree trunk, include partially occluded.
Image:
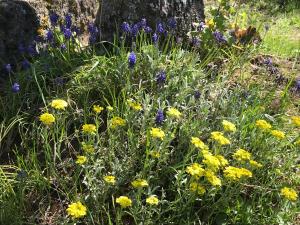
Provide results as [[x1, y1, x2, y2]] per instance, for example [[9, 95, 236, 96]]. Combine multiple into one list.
[[97, 0, 205, 41]]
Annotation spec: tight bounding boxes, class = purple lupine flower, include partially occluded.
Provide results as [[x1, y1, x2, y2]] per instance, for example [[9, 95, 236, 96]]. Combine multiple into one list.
[[63, 28, 72, 39], [12, 83, 20, 93], [213, 30, 227, 43], [168, 18, 177, 29], [60, 43, 67, 51], [131, 24, 139, 37], [50, 12, 59, 26], [46, 30, 54, 42], [88, 23, 99, 35], [140, 18, 147, 28], [156, 70, 166, 84], [21, 60, 31, 70], [194, 90, 201, 99], [198, 22, 205, 31], [71, 26, 81, 37], [157, 23, 164, 34], [5, 64, 12, 73], [27, 43, 38, 56], [152, 33, 158, 44], [89, 35, 97, 44], [128, 51, 136, 68], [121, 22, 131, 33], [192, 37, 201, 47], [155, 109, 164, 125], [144, 26, 152, 33], [65, 13, 72, 29]]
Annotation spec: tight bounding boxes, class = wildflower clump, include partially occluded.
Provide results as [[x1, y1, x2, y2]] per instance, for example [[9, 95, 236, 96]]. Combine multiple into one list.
[[146, 196, 159, 205], [291, 116, 300, 127], [76, 156, 87, 165], [249, 160, 263, 168], [223, 166, 252, 181], [211, 131, 231, 145], [103, 175, 116, 185], [280, 187, 298, 201], [131, 179, 149, 188], [205, 170, 222, 186], [110, 117, 126, 129], [66, 201, 87, 219], [191, 137, 208, 150], [186, 163, 205, 178], [190, 182, 206, 195], [51, 99, 68, 110], [203, 154, 221, 171], [166, 107, 182, 119], [271, 130, 285, 139], [233, 149, 252, 161], [116, 196, 132, 208], [39, 113, 55, 125], [82, 142, 95, 153], [93, 105, 104, 114], [222, 120, 236, 132], [127, 99, 143, 111], [82, 124, 97, 134], [216, 155, 229, 167], [255, 120, 272, 130], [150, 127, 165, 140]]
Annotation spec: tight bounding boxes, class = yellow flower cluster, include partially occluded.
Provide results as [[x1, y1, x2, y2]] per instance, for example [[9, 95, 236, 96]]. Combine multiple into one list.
[[205, 170, 222, 186], [82, 142, 95, 153], [93, 105, 104, 114], [127, 99, 143, 111], [223, 166, 252, 181], [167, 107, 182, 119], [131, 179, 149, 188], [190, 182, 206, 195], [271, 130, 285, 139], [146, 195, 159, 205], [186, 163, 205, 178], [255, 119, 272, 130], [110, 117, 126, 128], [191, 137, 209, 150], [103, 175, 116, 185], [66, 201, 87, 219], [51, 99, 68, 110], [39, 113, 55, 125], [249, 160, 263, 168], [233, 149, 252, 161], [82, 124, 97, 134], [222, 120, 236, 132], [280, 187, 298, 201], [150, 127, 165, 140], [291, 116, 300, 127], [116, 196, 132, 208], [76, 155, 87, 165], [203, 154, 221, 171], [211, 131, 231, 145]]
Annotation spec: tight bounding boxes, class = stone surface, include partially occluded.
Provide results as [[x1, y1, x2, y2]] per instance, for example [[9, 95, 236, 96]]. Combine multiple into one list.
[[96, 0, 205, 41]]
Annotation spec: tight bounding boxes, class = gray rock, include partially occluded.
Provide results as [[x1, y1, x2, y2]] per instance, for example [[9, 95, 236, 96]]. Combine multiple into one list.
[[96, 0, 205, 41]]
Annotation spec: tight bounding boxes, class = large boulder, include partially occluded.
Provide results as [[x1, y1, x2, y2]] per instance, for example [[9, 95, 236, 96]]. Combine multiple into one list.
[[97, 0, 205, 41]]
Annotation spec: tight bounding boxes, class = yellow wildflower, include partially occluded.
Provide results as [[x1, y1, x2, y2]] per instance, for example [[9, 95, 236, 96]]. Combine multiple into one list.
[[205, 170, 222, 186], [291, 116, 300, 127], [215, 155, 229, 167], [222, 120, 236, 132], [107, 106, 113, 111], [271, 130, 285, 139], [127, 99, 143, 111], [249, 160, 263, 168], [66, 201, 87, 219], [131, 179, 149, 188], [211, 131, 231, 145], [82, 142, 95, 153], [39, 113, 55, 125], [51, 99, 68, 110], [191, 137, 209, 150], [76, 156, 87, 165], [206, 18, 215, 28], [110, 117, 126, 128], [203, 154, 221, 171], [149, 150, 160, 158], [82, 124, 97, 134], [233, 149, 252, 161], [150, 127, 165, 140], [255, 119, 272, 130], [186, 163, 205, 178], [103, 175, 116, 185], [146, 195, 159, 205], [223, 166, 252, 181], [190, 182, 206, 195], [116, 196, 132, 208], [166, 107, 182, 119], [280, 187, 298, 201], [93, 105, 104, 114]]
